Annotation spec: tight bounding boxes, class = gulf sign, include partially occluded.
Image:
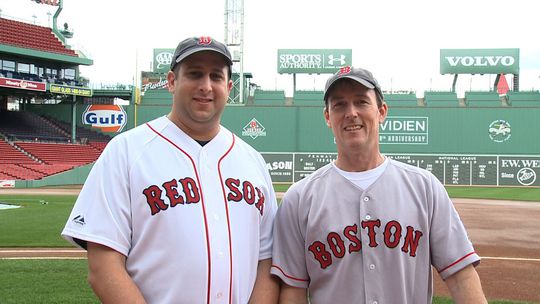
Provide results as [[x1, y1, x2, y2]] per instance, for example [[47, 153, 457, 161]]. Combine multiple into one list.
[[82, 105, 127, 133]]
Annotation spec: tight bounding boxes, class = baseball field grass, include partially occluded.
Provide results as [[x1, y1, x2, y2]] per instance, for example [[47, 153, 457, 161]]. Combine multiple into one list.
[[1, 187, 539, 303]]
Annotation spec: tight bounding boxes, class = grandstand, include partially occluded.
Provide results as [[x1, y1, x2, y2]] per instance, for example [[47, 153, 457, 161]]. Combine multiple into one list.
[[0, 110, 110, 180], [0, 4, 117, 182], [0, 17, 77, 58]]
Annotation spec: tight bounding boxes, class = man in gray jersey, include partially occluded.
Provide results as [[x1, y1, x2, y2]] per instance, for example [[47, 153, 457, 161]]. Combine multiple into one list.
[[270, 66, 487, 303]]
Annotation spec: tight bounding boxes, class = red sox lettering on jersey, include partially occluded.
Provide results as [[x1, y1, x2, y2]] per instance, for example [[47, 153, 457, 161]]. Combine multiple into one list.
[[308, 219, 424, 269], [142, 177, 265, 216]]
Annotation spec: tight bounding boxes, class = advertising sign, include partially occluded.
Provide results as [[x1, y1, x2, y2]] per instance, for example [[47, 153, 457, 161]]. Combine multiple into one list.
[[440, 48, 519, 74], [50, 84, 92, 97], [0, 77, 46, 91], [278, 49, 352, 74], [153, 48, 175, 74], [379, 116, 429, 144], [82, 105, 127, 132], [261, 153, 294, 183]]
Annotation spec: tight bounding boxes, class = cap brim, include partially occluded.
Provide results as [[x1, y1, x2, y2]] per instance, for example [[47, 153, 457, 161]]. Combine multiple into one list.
[[324, 75, 376, 101]]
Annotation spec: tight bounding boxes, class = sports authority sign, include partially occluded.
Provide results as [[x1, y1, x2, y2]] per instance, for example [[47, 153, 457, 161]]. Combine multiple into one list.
[[0, 77, 46, 91], [440, 49, 519, 74], [278, 49, 352, 74]]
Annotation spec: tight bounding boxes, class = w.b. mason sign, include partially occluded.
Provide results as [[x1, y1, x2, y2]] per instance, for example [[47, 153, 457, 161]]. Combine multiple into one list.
[[440, 48, 519, 74]]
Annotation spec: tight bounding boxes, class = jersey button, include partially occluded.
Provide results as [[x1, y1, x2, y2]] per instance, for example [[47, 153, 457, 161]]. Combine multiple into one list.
[[369, 264, 375, 270], [373, 301, 378, 304], [217, 292, 223, 299], [363, 196, 370, 202], [365, 214, 372, 220]]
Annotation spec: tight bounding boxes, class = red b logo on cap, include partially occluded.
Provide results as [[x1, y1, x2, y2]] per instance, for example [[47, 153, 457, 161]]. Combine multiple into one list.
[[338, 66, 351, 75], [199, 36, 212, 45]]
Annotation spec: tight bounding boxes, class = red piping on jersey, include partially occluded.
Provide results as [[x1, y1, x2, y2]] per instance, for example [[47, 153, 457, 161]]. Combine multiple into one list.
[[271, 265, 309, 282], [438, 251, 477, 273], [146, 122, 212, 304], [217, 132, 236, 304]]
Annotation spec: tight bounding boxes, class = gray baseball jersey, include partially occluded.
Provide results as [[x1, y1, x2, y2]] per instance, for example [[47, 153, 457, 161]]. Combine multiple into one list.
[[271, 159, 479, 304], [62, 116, 277, 304]]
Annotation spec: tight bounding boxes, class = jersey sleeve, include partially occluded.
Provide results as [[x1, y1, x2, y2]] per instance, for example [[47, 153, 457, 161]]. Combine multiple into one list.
[[256, 152, 278, 261], [270, 184, 310, 289], [428, 173, 480, 280], [61, 136, 132, 256]]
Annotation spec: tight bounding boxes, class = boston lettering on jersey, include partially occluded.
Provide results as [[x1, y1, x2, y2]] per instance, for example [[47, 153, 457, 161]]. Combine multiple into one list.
[[308, 219, 424, 269], [142, 177, 265, 216]]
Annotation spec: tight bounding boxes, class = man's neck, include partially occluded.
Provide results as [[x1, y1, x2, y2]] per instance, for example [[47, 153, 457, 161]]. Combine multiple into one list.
[[335, 151, 385, 172]]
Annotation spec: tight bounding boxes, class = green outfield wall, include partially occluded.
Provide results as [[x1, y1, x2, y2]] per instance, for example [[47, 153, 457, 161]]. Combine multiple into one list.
[[21, 90, 540, 187]]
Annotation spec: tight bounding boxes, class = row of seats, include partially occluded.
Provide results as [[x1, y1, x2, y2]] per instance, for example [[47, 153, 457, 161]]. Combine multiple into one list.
[[2, 36, 77, 57], [15, 142, 103, 165], [0, 17, 77, 57], [250, 90, 540, 107], [0, 111, 112, 144], [0, 111, 69, 141], [0, 163, 75, 180], [0, 140, 35, 164]]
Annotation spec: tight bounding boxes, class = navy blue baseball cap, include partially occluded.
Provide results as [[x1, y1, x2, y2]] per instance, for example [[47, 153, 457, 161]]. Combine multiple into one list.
[[170, 36, 233, 71], [324, 66, 383, 102]]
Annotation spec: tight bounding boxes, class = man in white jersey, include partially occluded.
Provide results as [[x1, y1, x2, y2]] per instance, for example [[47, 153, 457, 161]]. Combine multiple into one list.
[[62, 36, 279, 304], [270, 66, 487, 303]]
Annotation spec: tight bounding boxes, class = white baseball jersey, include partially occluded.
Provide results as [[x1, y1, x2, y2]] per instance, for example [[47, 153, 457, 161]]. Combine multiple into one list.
[[62, 116, 277, 304], [271, 159, 479, 304]]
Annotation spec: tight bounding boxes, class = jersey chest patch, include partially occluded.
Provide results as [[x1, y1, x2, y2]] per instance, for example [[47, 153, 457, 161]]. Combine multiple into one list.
[[142, 177, 265, 216], [308, 219, 424, 269]]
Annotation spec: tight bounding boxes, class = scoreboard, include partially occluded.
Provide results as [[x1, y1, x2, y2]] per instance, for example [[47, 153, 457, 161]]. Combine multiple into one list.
[[263, 152, 540, 187]]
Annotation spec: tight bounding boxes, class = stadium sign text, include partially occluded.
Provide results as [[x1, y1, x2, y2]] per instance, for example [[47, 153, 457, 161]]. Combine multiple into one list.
[[50, 84, 92, 97], [82, 105, 127, 132], [0, 77, 46, 91], [278, 49, 352, 74], [379, 116, 429, 144], [440, 48, 519, 74]]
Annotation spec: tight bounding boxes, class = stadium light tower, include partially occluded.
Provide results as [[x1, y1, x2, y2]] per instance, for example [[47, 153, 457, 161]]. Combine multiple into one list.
[[224, 0, 244, 104]]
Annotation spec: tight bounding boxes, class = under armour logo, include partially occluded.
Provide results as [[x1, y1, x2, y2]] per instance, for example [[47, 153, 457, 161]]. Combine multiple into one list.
[[198, 36, 212, 45], [338, 66, 352, 75], [328, 54, 346, 66]]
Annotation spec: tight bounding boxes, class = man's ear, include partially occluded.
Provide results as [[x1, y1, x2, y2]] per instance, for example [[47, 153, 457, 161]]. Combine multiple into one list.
[[167, 71, 176, 93], [324, 107, 331, 128]]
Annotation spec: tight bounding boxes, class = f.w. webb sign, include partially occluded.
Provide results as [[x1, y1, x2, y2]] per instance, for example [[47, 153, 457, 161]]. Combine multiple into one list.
[[440, 48, 519, 74]]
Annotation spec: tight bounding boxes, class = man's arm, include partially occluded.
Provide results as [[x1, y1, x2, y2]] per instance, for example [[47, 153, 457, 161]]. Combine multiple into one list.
[[278, 283, 308, 304], [87, 242, 146, 304], [248, 258, 279, 304], [445, 264, 487, 304]]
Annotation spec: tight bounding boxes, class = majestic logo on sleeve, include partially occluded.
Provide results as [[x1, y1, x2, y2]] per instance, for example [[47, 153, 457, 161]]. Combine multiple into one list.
[[308, 220, 423, 269]]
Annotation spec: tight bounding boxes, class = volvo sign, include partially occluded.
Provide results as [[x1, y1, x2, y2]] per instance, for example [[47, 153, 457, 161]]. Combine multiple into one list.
[[440, 48, 519, 74]]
